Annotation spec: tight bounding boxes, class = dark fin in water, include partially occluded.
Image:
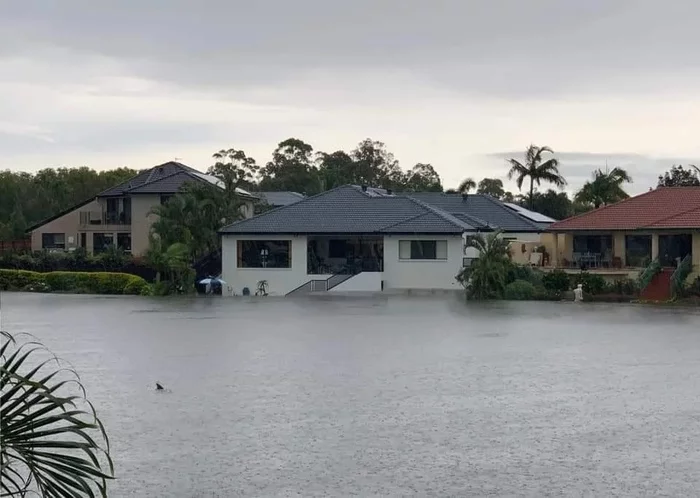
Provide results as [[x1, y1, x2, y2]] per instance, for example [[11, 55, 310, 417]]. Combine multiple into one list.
[[155, 382, 164, 391]]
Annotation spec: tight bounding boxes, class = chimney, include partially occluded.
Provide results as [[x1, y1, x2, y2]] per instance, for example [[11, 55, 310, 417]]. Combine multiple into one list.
[[462, 193, 468, 202], [386, 188, 392, 195], [361, 185, 367, 192]]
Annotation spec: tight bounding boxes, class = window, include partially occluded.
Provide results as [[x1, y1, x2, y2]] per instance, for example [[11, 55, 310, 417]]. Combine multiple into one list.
[[117, 233, 132, 252], [399, 240, 447, 260], [42, 233, 65, 249], [625, 235, 651, 267], [160, 195, 173, 205], [659, 234, 692, 267], [93, 233, 114, 254], [328, 240, 347, 258], [237, 240, 291, 268]]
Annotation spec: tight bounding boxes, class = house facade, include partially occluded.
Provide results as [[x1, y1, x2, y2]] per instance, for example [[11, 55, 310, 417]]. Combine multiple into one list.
[[219, 186, 549, 295], [546, 187, 700, 279], [27, 161, 258, 257]]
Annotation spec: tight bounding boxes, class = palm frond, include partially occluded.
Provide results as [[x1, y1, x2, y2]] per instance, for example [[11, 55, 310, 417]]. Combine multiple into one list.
[[457, 178, 476, 194], [1, 332, 113, 497]]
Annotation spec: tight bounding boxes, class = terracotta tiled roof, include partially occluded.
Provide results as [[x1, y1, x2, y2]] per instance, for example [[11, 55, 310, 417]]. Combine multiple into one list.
[[549, 187, 700, 231]]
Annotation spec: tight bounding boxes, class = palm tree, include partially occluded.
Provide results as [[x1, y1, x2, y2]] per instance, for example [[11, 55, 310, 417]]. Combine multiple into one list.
[[1, 330, 113, 496], [457, 177, 477, 194], [507, 145, 566, 209], [456, 230, 511, 300], [574, 166, 632, 208]]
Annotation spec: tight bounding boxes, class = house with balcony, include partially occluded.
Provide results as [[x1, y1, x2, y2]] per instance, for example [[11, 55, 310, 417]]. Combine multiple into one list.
[[546, 187, 700, 279], [219, 185, 550, 295], [26, 161, 258, 256]]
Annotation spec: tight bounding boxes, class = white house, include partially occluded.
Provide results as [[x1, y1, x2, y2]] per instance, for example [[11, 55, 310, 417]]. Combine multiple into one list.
[[219, 185, 550, 296]]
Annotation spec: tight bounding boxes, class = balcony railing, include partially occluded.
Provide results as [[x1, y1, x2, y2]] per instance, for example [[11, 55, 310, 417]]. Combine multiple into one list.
[[79, 211, 132, 226]]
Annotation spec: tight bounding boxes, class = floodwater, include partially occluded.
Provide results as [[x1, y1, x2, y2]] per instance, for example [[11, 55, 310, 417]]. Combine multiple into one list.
[[3, 292, 700, 497]]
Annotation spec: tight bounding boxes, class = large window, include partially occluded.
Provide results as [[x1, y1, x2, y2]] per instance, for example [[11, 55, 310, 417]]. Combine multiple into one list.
[[93, 233, 114, 254], [625, 235, 652, 267], [42, 233, 65, 250], [117, 233, 132, 252], [399, 240, 448, 260], [328, 240, 348, 258], [237, 240, 291, 268], [659, 234, 692, 267]]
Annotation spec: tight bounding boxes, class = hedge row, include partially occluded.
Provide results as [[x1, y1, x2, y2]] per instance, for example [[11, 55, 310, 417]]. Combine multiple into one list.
[[0, 269, 151, 295]]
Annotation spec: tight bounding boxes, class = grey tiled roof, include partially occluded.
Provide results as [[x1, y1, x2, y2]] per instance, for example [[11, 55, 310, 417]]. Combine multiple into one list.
[[220, 185, 475, 234], [98, 161, 257, 199], [99, 161, 198, 196], [405, 193, 543, 232], [258, 191, 305, 207]]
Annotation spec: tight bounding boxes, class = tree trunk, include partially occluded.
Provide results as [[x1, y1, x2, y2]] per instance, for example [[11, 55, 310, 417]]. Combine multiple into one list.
[[529, 177, 534, 209]]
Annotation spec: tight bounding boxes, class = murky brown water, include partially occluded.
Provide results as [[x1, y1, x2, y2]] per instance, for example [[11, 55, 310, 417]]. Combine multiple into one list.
[[3, 292, 700, 497]]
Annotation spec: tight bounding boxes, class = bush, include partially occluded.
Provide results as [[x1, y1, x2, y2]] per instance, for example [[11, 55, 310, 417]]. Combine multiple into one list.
[[506, 263, 543, 286], [608, 278, 638, 296], [542, 269, 570, 293], [123, 277, 151, 295], [685, 276, 700, 297], [0, 269, 148, 295], [572, 271, 607, 295], [504, 279, 537, 300], [0, 249, 157, 282]]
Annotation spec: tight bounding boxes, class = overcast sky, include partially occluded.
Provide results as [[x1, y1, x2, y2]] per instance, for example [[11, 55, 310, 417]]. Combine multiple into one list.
[[2, 0, 699, 194]]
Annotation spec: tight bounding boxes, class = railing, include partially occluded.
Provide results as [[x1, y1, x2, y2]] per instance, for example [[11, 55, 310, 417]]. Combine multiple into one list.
[[308, 258, 383, 275], [79, 211, 132, 226], [287, 273, 356, 296], [671, 254, 693, 298]]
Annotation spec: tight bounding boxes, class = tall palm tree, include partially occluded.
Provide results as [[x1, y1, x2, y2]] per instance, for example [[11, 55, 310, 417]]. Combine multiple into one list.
[[574, 166, 632, 208], [507, 145, 566, 209], [457, 177, 477, 194]]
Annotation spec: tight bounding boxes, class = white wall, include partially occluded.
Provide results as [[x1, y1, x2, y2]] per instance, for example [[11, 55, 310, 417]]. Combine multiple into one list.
[[329, 272, 382, 292], [222, 234, 314, 296], [382, 235, 464, 290]]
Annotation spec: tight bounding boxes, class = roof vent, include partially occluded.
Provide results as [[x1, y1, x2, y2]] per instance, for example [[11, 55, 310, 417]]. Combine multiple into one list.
[[361, 185, 367, 192], [158, 167, 164, 174], [462, 193, 468, 202], [386, 188, 392, 195]]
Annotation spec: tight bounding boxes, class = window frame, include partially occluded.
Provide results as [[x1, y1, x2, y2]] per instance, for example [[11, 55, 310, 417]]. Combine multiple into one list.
[[41, 233, 66, 250], [398, 240, 448, 261], [236, 240, 292, 269]]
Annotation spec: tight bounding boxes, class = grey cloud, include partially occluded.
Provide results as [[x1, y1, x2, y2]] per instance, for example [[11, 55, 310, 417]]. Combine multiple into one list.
[[3, 0, 700, 97]]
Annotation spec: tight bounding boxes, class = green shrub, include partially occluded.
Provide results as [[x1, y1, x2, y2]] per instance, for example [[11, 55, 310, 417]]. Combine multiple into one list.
[[572, 271, 607, 295], [0, 269, 45, 291], [0, 269, 148, 295], [152, 281, 173, 296], [542, 269, 570, 293], [506, 263, 543, 286], [504, 279, 537, 300], [123, 277, 150, 295], [685, 276, 700, 297], [608, 278, 638, 296]]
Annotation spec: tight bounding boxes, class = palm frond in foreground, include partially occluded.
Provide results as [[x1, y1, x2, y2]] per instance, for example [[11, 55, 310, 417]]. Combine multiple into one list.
[[1, 330, 113, 497]]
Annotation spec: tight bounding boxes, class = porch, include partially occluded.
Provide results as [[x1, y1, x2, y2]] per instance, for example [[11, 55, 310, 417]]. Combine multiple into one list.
[[307, 236, 383, 275], [546, 231, 698, 271]]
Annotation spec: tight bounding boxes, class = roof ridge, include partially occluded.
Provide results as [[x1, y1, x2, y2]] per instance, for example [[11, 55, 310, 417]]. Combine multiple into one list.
[[405, 196, 474, 231], [129, 169, 189, 191], [218, 184, 359, 233], [378, 211, 434, 231], [548, 187, 662, 230]]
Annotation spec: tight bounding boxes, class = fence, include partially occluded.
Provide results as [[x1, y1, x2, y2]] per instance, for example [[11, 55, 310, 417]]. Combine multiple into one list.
[[0, 238, 31, 253]]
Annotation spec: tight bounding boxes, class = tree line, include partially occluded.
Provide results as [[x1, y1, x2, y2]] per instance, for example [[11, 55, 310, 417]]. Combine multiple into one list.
[[1, 138, 699, 241]]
